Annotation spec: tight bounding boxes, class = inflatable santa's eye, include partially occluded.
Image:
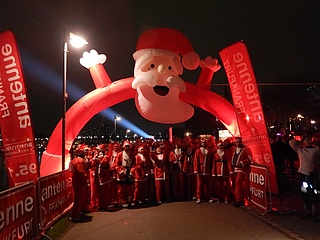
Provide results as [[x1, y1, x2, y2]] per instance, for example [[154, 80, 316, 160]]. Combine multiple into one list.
[[150, 64, 155, 69]]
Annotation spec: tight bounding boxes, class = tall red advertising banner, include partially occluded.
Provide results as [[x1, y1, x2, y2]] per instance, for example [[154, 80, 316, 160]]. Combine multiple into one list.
[[0, 30, 39, 187], [219, 41, 278, 193]]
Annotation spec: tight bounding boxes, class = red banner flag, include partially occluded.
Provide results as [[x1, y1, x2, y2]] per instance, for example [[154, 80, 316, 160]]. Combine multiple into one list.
[[0, 30, 39, 187], [0, 183, 38, 239], [219, 41, 278, 193], [38, 170, 73, 232], [249, 164, 269, 211]]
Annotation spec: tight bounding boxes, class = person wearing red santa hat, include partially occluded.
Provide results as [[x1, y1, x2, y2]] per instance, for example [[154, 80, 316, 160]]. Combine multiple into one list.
[[93, 146, 114, 212], [183, 143, 197, 200], [212, 141, 233, 203], [169, 142, 186, 201], [230, 137, 253, 207], [131, 145, 153, 206], [79, 144, 96, 213], [84, 145, 98, 209], [146, 141, 156, 203], [150, 143, 171, 204], [105, 142, 120, 207], [69, 146, 92, 222], [194, 138, 214, 204], [115, 141, 135, 208]]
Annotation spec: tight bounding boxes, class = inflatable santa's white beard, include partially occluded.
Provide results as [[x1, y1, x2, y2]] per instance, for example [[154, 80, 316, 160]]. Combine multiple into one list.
[[134, 77, 194, 124]]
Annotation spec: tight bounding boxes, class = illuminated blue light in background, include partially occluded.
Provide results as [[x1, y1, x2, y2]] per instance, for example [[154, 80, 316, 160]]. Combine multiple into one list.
[[21, 50, 150, 138]]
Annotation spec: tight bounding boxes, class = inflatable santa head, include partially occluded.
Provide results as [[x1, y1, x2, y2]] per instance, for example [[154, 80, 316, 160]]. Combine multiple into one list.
[[132, 28, 200, 124]]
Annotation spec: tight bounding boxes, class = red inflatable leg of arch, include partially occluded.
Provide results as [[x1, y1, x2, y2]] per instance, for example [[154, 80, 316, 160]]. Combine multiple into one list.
[[40, 77, 135, 176], [40, 79, 244, 176]]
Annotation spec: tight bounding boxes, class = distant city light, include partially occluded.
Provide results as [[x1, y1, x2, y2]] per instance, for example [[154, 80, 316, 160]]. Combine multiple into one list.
[[297, 114, 304, 121], [185, 131, 192, 137]]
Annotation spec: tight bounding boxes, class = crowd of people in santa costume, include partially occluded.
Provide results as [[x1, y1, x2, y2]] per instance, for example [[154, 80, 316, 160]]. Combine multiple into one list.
[[68, 136, 253, 223]]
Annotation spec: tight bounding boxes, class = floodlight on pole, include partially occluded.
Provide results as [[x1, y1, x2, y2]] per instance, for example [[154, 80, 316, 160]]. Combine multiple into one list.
[[62, 31, 88, 170], [114, 115, 121, 139], [69, 32, 88, 48]]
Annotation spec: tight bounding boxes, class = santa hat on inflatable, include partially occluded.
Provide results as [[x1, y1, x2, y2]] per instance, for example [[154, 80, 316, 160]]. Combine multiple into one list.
[[133, 28, 200, 71]]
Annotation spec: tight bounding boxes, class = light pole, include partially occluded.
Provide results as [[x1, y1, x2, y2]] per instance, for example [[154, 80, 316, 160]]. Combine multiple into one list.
[[62, 31, 88, 170], [114, 115, 121, 139]]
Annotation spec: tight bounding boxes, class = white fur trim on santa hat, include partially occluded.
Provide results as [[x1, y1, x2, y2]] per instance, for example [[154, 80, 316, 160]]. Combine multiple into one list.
[[133, 48, 180, 61], [133, 48, 199, 71], [138, 146, 145, 152]]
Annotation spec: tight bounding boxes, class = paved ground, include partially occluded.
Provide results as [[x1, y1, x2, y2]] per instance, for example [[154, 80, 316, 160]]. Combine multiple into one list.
[[56, 201, 297, 240], [46, 178, 320, 240], [244, 177, 320, 240]]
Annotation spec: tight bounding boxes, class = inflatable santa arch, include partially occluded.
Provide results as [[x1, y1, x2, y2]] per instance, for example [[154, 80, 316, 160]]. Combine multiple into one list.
[[40, 28, 248, 176]]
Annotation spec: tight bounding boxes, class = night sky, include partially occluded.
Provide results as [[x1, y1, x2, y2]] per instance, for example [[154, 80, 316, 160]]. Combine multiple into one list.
[[1, 1, 319, 137]]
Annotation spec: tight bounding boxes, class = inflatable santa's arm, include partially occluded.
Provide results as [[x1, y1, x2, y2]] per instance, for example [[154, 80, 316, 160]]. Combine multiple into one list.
[[80, 49, 112, 88], [196, 56, 221, 91]]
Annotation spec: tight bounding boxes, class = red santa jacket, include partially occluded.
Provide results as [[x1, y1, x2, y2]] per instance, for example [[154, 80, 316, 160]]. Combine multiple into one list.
[[69, 157, 88, 188], [212, 149, 233, 177], [193, 147, 213, 176], [183, 153, 194, 175], [150, 151, 170, 180], [107, 150, 119, 179], [230, 145, 253, 174], [115, 150, 135, 182], [97, 155, 112, 185], [131, 153, 153, 182], [169, 150, 185, 174]]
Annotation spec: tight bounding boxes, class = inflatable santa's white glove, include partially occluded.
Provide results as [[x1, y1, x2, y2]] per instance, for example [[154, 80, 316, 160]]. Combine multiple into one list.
[[80, 49, 107, 69], [199, 56, 221, 72]]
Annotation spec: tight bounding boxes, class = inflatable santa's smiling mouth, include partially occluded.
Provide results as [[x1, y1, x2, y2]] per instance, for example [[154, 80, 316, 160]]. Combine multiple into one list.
[[153, 85, 169, 96], [134, 83, 194, 124]]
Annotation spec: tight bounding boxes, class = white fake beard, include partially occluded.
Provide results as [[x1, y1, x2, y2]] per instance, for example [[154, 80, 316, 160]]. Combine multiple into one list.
[[122, 151, 131, 167], [157, 153, 164, 160], [236, 147, 242, 154], [138, 153, 146, 161], [217, 149, 224, 157], [174, 148, 182, 156]]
